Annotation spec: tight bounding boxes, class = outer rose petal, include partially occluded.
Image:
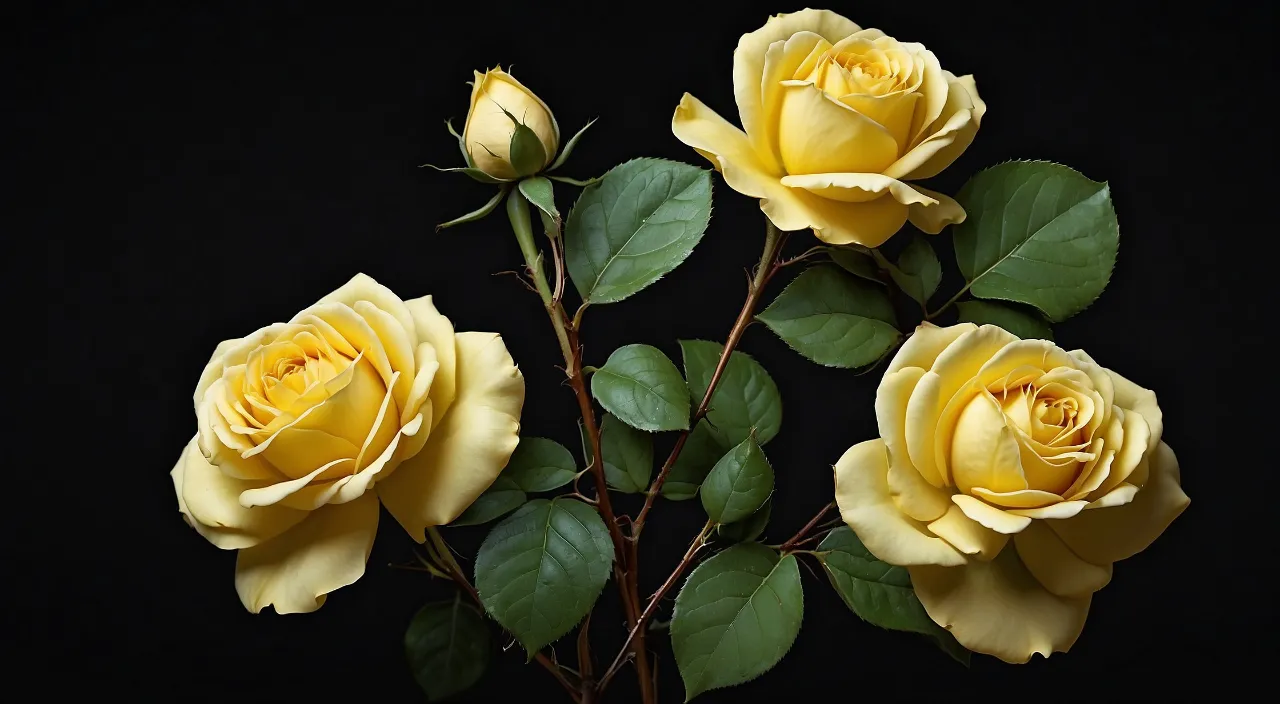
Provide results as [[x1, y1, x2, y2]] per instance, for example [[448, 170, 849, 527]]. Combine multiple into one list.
[[672, 94, 908, 247], [173, 439, 306, 550], [235, 492, 380, 614], [314, 273, 417, 345], [378, 332, 524, 541], [906, 186, 966, 234], [1014, 521, 1112, 598], [733, 8, 861, 165], [876, 367, 951, 522], [928, 505, 1008, 560], [1106, 367, 1163, 454], [885, 322, 976, 375], [909, 546, 1092, 663], [1049, 441, 1189, 565], [834, 439, 966, 567], [779, 173, 936, 205], [891, 73, 986, 181], [404, 295, 458, 427]]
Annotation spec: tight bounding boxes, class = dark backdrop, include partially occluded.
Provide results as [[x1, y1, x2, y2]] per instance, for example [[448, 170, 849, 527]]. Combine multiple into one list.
[[28, 1, 1272, 701]]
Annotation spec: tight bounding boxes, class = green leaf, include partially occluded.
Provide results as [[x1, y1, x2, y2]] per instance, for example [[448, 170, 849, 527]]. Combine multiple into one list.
[[700, 436, 774, 525], [717, 497, 771, 543], [661, 420, 727, 501], [548, 118, 597, 172], [953, 160, 1119, 322], [956, 300, 1054, 341], [436, 188, 507, 231], [404, 597, 491, 701], [565, 158, 713, 304], [591, 344, 691, 432], [889, 234, 942, 305], [671, 544, 803, 700], [601, 413, 653, 493], [816, 527, 969, 666], [828, 246, 883, 284], [508, 122, 548, 178], [517, 177, 559, 223], [504, 438, 577, 493], [680, 340, 782, 447], [474, 498, 614, 655], [422, 163, 509, 185], [450, 476, 526, 526], [756, 266, 900, 369]]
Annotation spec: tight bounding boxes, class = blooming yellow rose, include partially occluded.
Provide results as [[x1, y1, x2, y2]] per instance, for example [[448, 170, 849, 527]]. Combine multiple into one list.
[[170, 274, 524, 614], [672, 9, 984, 247], [834, 323, 1189, 662], [464, 67, 559, 180]]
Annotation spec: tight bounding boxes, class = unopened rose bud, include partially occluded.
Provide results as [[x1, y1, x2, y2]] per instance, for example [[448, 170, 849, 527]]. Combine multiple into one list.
[[463, 68, 559, 180]]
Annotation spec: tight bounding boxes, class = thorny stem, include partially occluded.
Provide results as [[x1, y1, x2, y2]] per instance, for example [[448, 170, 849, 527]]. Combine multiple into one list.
[[632, 222, 787, 538], [597, 521, 714, 693], [424, 528, 580, 702], [776, 501, 836, 553], [507, 188, 653, 704]]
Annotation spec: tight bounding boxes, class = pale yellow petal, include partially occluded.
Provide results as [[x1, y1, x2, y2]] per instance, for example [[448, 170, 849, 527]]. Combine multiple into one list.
[[1014, 521, 1112, 598], [403, 342, 439, 429], [906, 325, 1017, 487], [353, 300, 415, 413], [673, 93, 907, 246], [1049, 441, 1189, 565], [892, 72, 985, 180], [734, 9, 861, 165], [779, 173, 936, 205], [378, 332, 524, 541], [312, 273, 416, 345], [776, 81, 899, 175], [235, 492, 379, 614], [905, 45, 950, 146], [928, 505, 1007, 560], [757, 31, 831, 172], [834, 439, 966, 567], [1088, 407, 1150, 500], [404, 295, 457, 427], [194, 323, 288, 408], [877, 367, 951, 522], [950, 392, 1027, 495], [909, 546, 1091, 663], [971, 487, 1062, 509], [1009, 500, 1087, 520], [175, 438, 306, 549], [1106, 367, 1163, 454], [841, 91, 922, 153], [906, 186, 966, 234], [885, 322, 976, 375], [953, 494, 1031, 534]]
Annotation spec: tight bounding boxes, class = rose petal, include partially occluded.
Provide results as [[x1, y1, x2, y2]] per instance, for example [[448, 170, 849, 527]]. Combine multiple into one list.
[[313, 273, 416, 343], [378, 332, 524, 541], [877, 367, 952, 522], [779, 173, 936, 205], [404, 295, 457, 428], [733, 9, 861, 167], [1014, 521, 1112, 598], [909, 546, 1091, 663], [1088, 407, 1150, 500], [759, 31, 832, 170], [1106, 367, 1163, 454], [928, 505, 1008, 560], [885, 322, 976, 375], [776, 80, 899, 175], [906, 186, 966, 234], [174, 438, 306, 549], [891, 72, 986, 180], [1049, 441, 1190, 565], [834, 439, 966, 567], [953, 494, 1031, 534], [234, 492, 379, 614]]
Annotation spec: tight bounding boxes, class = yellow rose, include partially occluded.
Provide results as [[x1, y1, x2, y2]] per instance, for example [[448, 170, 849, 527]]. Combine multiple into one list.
[[463, 67, 559, 180], [672, 9, 984, 247], [170, 274, 524, 614], [834, 323, 1189, 662]]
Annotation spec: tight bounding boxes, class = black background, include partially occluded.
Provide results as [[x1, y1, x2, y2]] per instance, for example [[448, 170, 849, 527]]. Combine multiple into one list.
[[27, 0, 1273, 700]]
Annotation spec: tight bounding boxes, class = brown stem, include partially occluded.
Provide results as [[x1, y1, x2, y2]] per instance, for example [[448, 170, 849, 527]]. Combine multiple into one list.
[[776, 501, 836, 553], [425, 529, 580, 702], [597, 521, 714, 693], [632, 223, 787, 538], [508, 188, 652, 703]]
